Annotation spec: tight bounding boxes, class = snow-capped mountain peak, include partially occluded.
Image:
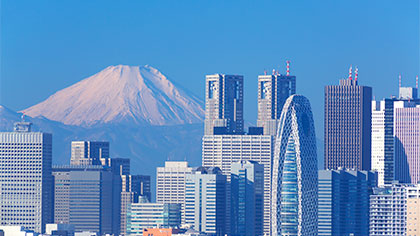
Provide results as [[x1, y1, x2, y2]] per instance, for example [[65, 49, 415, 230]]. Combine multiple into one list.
[[23, 65, 204, 127]]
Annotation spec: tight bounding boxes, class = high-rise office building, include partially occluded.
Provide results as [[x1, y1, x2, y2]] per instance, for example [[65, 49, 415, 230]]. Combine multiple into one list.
[[52, 165, 121, 235], [399, 86, 418, 100], [0, 122, 53, 233], [257, 71, 296, 136], [394, 101, 420, 184], [230, 161, 264, 236], [205, 74, 244, 135], [156, 161, 193, 223], [202, 135, 274, 235], [126, 202, 181, 236], [318, 170, 377, 236], [185, 167, 226, 236], [101, 157, 130, 175], [120, 175, 151, 236], [70, 141, 109, 165], [369, 182, 419, 235], [371, 99, 395, 186], [122, 175, 151, 202], [324, 75, 372, 170], [271, 95, 318, 236]]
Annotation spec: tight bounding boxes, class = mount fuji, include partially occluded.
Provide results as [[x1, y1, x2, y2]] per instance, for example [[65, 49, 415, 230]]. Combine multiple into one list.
[[23, 65, 204, 127], [1, 65, 205, 179]]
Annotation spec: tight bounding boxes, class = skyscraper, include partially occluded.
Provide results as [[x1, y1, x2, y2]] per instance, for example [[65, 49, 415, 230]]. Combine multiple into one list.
[[257, 70, 296, 136], [0, 122, 53, 233], [318, 170, 377, 236], [324, 73, 372, 170], [371, 99, 395, 186], [205, 74, 244, 135], [394, 101, 420, 183], [156, 161, 193, 223], [271, 95, 318, 236], [120, 174, 151, 235], [101, 157, 130, 175], [202, 135, 274, 235], [369, 182, 417, 235], [185, 167, 226, 236], [52, 165, 121, 235], [122, 175, 151, 202], [231, 161, 264, 236], [70, 141, 109, 165]]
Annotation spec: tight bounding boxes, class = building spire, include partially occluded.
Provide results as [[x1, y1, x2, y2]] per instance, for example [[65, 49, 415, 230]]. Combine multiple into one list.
[[416, 75, 418, 89], [348, 65, 353, 80], [286, 60, 290, 76]]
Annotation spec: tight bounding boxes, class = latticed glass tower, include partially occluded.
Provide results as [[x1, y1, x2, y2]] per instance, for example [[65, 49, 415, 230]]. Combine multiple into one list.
[[271, 95, 318, 236]]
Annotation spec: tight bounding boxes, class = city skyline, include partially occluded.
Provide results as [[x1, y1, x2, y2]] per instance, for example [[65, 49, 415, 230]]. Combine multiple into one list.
[[0, 1, 419, 236]]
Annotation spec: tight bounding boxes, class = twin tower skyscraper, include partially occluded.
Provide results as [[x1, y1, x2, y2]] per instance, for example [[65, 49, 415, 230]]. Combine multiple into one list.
[[204, 69, 296, 136], [203, 65, 318, 236]]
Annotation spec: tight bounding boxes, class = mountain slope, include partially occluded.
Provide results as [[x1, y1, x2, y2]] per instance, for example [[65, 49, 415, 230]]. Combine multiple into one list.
[[23, 65, 204, 127], [1, 105, 203, 179]]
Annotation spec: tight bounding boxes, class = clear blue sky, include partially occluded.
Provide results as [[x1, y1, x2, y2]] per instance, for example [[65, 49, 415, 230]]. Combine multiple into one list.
[[1, 0, 419, 138]]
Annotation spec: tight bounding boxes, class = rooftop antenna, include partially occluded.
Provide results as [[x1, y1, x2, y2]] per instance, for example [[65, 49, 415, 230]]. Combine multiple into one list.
[[272, 69, 275, 75], [399, 74, 401, 89], [286, 60, 290, 76], [354, 67, 358, 81], [416, 76, 418, 89], [264, 70, 267, 75], [21, 112, 25, 122], [348, 65, 353, 80]]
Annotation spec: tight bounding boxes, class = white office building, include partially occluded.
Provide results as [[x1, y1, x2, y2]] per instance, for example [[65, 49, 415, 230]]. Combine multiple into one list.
[[156, 161, 193, 223], [0, 122, 53, 233], [70, 141, 109, 165], [202, 135, 274, 235], [371, 99, 395, 186], [369, 183, 420, 235]]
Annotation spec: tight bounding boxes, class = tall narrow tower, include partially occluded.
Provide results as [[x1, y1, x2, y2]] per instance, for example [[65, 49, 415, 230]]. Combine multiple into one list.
[[271, 95, 318, 236], [257, 62, 296, 136], [324, 68, 372, 171], [205, 74, 244, 135]]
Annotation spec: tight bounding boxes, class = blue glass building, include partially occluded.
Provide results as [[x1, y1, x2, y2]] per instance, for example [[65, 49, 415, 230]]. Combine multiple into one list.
[[318, 170, 377, 236], [271, 95, 318, 236], [231, 161, 264, 236]]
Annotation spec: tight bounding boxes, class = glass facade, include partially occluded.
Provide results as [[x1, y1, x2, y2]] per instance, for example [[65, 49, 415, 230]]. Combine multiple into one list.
[[271, 95, 318, 236], [280, 138, 298, 235]]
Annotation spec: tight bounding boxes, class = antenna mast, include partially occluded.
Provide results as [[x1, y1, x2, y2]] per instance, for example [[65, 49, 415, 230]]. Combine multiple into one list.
[[286, 60, 290, 76], [399, 74, 402, 89], [354, 67, 358, 81], [348, 65, 352, 80]]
